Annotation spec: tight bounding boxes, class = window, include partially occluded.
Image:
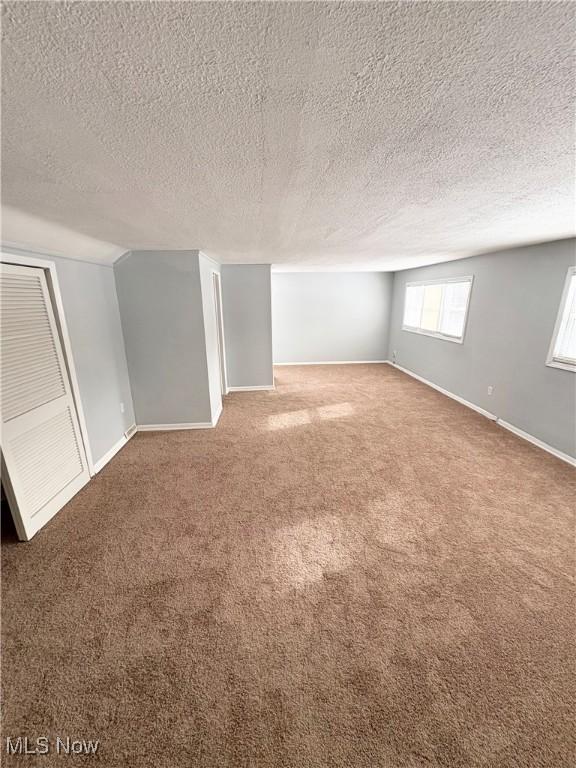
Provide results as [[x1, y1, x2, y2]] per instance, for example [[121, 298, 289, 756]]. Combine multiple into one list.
[[547, 267, 576, 372], [402, 277, 473, 343]]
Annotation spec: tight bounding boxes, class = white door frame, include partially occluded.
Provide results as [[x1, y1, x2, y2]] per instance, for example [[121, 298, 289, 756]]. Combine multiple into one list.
[[0, 251, 95, 476], [212, 270, 228, 395]]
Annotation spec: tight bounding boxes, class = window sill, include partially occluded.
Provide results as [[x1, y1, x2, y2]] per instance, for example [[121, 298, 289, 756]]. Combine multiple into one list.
[[546, 359, 576, 373], [402, 326, 464, 344]]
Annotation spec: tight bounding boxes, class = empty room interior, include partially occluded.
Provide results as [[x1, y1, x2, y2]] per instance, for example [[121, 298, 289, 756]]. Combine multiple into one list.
[[1, 2, 575, 766]]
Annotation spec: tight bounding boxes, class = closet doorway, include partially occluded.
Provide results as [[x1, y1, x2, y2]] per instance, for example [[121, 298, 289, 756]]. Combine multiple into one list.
[[1, 256, 91, 540]]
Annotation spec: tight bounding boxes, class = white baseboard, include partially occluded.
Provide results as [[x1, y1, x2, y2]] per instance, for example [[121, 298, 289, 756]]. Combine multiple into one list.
[[274, 360, 388, 366], [137, 421, 215, 431], [227, 385, 275, 391], [496, 420, 576, 467], [137, 404, 224, 432], [212, 402, 223, 426], [390, 362, 497, 420], [390, 362, 575, 467], [92, 428, 135, 474]]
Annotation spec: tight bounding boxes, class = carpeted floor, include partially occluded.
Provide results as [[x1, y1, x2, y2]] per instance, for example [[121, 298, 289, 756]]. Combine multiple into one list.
[[2, 364, 575, 767]]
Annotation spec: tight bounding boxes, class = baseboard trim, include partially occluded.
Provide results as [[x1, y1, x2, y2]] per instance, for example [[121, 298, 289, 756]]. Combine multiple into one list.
[[227, 385, 275, 391], [137, 405, 224, 432], [496, 420, 576, 467], [390, 362, 497, 420], [212, 402, 223, 426], [274, 360, 388, 366], [92, 428, 135, 474], [137, 421, 215, 431], [390, 362, 575, 467]]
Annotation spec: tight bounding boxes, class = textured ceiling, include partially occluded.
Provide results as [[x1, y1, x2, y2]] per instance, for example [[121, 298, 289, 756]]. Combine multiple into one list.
[[2, 1, 575, 269]]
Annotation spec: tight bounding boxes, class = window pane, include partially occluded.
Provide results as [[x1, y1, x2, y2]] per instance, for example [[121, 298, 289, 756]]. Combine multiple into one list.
[[403, 285, 424, 327], [421, 284, 442, 332], [403, 278, 472, 340], [439, 281, 471, 338], [553, 274, 576, 363]]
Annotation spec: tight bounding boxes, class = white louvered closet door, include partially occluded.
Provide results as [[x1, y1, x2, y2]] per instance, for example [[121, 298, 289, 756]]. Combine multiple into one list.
[[0, 263, 90, 540]]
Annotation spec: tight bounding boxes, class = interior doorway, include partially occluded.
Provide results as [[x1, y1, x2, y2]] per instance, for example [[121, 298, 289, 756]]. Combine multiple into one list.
[[0, 257, 92, 540]]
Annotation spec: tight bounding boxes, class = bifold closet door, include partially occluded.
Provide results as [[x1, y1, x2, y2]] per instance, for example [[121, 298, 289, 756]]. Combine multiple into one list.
[[0, 263, 90, 540]]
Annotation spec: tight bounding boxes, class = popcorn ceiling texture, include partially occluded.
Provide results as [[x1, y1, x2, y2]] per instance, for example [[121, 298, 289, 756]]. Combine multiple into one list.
[[2, 1, 575, 268]]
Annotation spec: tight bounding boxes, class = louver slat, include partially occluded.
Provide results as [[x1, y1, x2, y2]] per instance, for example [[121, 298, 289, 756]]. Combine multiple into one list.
[[0, 271, 66, 421]]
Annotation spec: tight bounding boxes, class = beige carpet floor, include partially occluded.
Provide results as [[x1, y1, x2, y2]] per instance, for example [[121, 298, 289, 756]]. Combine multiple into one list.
[[2, 364, 575, 767]]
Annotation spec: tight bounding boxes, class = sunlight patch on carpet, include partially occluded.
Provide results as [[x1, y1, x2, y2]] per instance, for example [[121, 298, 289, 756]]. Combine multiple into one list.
[[316, 402, 354, 419], [270, 515, 352, 590], [268, 409, 312, 430], [267, 402, 354, 430]]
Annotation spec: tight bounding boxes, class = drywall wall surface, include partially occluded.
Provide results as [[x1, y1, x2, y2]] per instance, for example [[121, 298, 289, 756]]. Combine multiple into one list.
[[272, 272, 393, 363], [221, 265, 273, 388], [3, 2, 574, 270], [49, 256, 136, 463], [199, 252, 222, 422], [114, 251, 212, 425], [388, 239, 576, 458], [2, 249, 135, 465]]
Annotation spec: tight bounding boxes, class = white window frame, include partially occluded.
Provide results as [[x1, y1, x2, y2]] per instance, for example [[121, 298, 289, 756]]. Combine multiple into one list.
[[401, 275, 474, 344], [546, 266, 576, 373]]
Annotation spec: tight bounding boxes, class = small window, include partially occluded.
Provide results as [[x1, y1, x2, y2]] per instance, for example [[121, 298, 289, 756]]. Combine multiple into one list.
[[547, 266, 576, 372], [402, 277, 473, 343]]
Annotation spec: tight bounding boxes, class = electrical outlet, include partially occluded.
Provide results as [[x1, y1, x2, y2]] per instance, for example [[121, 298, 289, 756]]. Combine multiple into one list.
[[120, 402, 125, 414], [487, 386, 493, 396]]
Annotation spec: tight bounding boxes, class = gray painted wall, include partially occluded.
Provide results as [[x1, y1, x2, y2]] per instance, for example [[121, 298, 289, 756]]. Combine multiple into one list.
[[51, 256, 135, 463], [114, 251, 212, 425], [221, 265, 274, 387], [199, 253, 223, 422], [272, 272, 393, 363], [388, 239, 576, 458], [2, 249, 135, 466]]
